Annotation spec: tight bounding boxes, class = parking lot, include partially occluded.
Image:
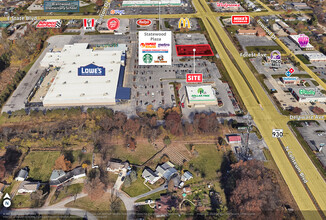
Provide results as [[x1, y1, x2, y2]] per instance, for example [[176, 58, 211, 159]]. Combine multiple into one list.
[[236, 35, 278, 52], [297, 120, 326, 167]]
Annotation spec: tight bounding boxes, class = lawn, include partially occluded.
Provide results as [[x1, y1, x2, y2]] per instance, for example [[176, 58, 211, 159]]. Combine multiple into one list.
[[296, 54, 311, 64], [65, 192, 126, 218], [50, 183, 83, 205], [111, 142, 158, 165], [311, 80, 319, 86], [121, 170, 150, 197], [12, 194, 32, 208], [246, 46, 285, 54], [21, 151, 60, 182], [189, 144, 224, 179]]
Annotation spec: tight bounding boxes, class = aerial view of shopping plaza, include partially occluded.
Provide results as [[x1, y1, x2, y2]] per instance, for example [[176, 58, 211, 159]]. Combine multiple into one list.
[[0, 0, 326, 219]]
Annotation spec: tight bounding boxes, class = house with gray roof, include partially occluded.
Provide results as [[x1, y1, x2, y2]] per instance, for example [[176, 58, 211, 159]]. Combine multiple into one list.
[[15, 167, 29, 181], [142, 168, 160, 184], [181, 171, 193, 182], [18, 181, 40, 194], [156, 162, 178, 180], [50, 167, 86, 187]]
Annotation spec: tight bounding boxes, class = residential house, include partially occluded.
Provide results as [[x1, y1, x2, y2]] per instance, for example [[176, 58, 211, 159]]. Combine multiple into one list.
[[15, 167, 28, 181], [155, 195, 178, 217], [156, 162, 178, 180], [142, 168, 161, 184], [49, 167, 86, 187], [226, 134, 242, 144], [17, 181, 40, 194], [181, 171, 193, 182], [107, 160, 129, 173]]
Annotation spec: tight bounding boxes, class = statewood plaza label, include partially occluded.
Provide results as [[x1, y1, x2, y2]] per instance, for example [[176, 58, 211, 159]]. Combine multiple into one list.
[[139, 31, 172, 65]]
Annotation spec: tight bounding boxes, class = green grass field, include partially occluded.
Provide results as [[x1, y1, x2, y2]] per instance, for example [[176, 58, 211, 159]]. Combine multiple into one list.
[[246, 46, 285, 54], [111, 143, 158, 165], [296, 54, 311, 64], [50, 183, 83, 205], [121, 170, 150, 197], [21, 151, 60, 182], [65, 193, 126, 218], [189, 144, 224, 179], [12, 194, 32, 208]]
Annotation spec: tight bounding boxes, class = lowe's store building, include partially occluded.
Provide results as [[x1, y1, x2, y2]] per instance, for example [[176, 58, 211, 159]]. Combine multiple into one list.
[[40, 43, 130, 107]]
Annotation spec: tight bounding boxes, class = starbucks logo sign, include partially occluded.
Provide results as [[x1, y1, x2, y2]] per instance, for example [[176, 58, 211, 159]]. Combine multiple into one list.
[[143, 54, 153, 64]]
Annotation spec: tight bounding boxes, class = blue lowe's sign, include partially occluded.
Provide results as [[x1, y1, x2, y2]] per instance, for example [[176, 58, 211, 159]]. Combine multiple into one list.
[[78, 64, 105, 76]]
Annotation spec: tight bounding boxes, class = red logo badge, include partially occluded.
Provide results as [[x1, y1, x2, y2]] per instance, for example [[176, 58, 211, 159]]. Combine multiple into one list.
[[137, 19, 152, 26], [231, 15, 250, 25], [107, 18, 120, 30], [186, 74, 203, 83]]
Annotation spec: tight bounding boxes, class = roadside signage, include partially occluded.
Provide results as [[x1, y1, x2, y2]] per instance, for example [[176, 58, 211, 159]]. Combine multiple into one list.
[[107, 18, 120, 30], [138, 31, 172, 65], [231, 15, 250, 25], [44, 1, 79, 12], [176, 44, 214, 57], [36, 20, 62, 28], [110, 9, 125, 15], [272, 129, 283, 138], [137, 19, 152, 26], [83, 18, 95, 31], [78, 64, 105, 76], [178, 18, 191, 29], [186, 74, 202, 83], [285, 67, 295, 77]]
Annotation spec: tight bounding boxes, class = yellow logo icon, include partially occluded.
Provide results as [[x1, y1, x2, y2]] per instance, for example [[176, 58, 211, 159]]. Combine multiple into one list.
[[178, 18, 191, 29]]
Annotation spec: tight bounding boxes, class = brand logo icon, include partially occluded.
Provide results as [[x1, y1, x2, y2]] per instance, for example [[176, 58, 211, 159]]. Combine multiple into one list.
[[143, 54, 153, 64], [186, 74, 202, 83], [271, 50, 281, 68], [36, 20, 62, 28], [299, 89, 316, 96], [78, 64, 106, 76], [140, 43, 156, 48], [154, 55, 167, 63], [83, 18, 95, 30], [197, 88, 205, 94], [216, 2, 240, 7], [137, 19, 152, 26], [231, 15, 250, 25], [110, 9, 125, 15], [298, 34, 309, 48], [178, 18, 191, 29], [107, 18, 120, 30], [285, 68, 295, 77]]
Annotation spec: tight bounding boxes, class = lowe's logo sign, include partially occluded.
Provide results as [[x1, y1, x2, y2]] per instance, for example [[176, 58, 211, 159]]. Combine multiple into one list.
[[78, 64, 105, 76]]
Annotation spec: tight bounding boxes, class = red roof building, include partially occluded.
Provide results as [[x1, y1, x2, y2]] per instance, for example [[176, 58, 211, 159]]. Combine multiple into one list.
[[227, 135, 241, 144]]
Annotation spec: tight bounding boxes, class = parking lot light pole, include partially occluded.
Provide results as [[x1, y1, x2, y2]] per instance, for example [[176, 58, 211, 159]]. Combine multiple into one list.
[[159, 2, 161, 31], [193, 48, 196, 73]]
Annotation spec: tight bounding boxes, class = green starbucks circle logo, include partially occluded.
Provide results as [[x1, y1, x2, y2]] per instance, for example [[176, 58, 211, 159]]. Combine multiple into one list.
[[143, 54, 153, 64]]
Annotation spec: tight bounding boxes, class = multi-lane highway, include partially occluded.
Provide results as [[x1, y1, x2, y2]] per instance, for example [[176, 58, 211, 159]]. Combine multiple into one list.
[[192, 0, 326, 219]]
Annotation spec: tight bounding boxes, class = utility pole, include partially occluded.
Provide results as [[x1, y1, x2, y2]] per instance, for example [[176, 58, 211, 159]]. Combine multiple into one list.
[[193, 48, 196, 73]]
